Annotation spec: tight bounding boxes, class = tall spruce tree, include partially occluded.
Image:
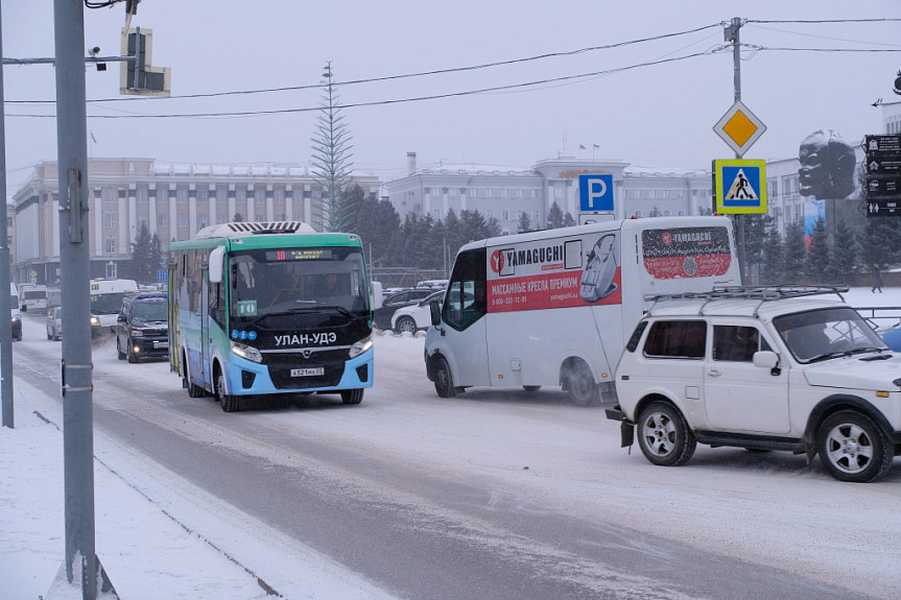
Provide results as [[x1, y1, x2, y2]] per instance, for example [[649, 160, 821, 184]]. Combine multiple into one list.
[[783, 220, 807, 283], [547, 201, 565, 229], [804, 215, 830, 282], [129, 222, 159, 285], [311, 62, 354, 232]]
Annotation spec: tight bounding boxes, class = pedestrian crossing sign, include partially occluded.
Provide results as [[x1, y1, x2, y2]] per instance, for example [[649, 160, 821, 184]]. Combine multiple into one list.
[[713, 159, 767, 214]]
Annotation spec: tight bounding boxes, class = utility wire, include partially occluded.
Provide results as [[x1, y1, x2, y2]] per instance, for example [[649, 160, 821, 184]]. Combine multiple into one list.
[[9, 51, 719, 119], [8, 22, 724, 106]]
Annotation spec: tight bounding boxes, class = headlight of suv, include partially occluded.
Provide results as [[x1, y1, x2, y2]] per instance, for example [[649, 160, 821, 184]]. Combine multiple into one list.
[[90, 316, 100, 327], [130, 327, 144, 337], [231, 340, 262, 363], [349, 335, 373, 359], [10, 316, 19, 324]]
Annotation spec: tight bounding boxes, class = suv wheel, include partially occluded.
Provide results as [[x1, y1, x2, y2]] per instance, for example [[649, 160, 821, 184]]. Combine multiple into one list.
[[636, 400, 697, 466], [395, 316, 417, 335], [817, 410, 892, 483]]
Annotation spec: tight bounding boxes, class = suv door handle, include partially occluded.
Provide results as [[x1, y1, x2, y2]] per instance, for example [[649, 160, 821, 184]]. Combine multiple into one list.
[[707, 368, 722, 377]]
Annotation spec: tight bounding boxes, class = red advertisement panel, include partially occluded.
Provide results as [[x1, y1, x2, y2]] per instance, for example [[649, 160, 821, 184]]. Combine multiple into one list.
[[641, 227, 732, 279]]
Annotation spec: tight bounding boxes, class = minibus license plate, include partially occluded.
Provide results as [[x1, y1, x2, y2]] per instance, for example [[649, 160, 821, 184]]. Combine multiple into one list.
[[292, 367, 324, 377]]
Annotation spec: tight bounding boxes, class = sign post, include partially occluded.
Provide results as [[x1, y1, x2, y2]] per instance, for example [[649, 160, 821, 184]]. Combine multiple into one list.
[[863, 135, 901, 217]]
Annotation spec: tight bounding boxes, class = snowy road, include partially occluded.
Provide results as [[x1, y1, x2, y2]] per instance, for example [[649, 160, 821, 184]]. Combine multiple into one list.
[[10, 312, 901, 600]]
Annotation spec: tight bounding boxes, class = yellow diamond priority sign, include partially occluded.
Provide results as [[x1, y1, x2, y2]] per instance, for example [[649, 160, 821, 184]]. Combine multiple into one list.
[[713, 100, 766, 157]]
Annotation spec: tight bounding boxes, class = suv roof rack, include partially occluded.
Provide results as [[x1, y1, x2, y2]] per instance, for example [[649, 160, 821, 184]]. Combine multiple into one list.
[[645, 285, 850, 317]]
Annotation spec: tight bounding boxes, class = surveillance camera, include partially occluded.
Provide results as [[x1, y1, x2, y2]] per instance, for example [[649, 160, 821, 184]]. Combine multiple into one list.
[[89, 46, 100, 57]]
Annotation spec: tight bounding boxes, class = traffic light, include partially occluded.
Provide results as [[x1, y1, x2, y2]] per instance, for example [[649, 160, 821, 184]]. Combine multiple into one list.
[[119, 27, 170, 97]]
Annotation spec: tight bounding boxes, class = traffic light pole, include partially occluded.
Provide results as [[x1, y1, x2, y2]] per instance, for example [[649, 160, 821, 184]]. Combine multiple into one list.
[[51, 1, 117, 597]]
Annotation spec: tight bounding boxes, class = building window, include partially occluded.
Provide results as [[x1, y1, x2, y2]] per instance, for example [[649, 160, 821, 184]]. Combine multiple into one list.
[[501, 209, 509, 220], [177, 189, 187, 203], [555, 185, 564, 199], [157, 214, 167, 227], [433, 209, 441, 221], [486, 209, 494, 219], [469, 189, 477, 198], [138, 215, 148, 230], [177, 214, 187, 228], [137, 189, 148, 203], [105, 238, 116, 253], [104, 189, 115, 202], [105, 213, 116, 228]]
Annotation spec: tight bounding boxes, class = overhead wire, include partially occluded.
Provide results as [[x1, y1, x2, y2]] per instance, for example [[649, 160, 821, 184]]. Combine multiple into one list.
[[5, 18, 900, 120]]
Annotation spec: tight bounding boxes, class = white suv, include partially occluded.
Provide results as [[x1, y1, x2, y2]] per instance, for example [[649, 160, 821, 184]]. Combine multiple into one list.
[[607, 286, 901, 483]]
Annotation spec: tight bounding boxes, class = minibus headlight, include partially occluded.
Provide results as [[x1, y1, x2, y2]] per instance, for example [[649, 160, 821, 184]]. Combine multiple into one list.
[[231, 340, 263, 363], [90, 316, 101, 327], [349, 335, 373, 359]]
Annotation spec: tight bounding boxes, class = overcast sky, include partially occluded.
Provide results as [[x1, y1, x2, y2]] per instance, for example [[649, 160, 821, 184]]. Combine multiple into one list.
[[2, 1, 900, 194]]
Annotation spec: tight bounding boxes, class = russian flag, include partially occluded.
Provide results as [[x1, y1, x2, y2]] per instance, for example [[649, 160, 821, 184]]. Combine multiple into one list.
[[579, 144, 586, 150]]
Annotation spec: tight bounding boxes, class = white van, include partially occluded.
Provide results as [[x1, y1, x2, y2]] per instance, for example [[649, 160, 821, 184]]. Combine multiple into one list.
[[18, 284, 48, 314], [9, 282, 22, 341], [424, 216, 741, 405], [90, 278, 138, 336]]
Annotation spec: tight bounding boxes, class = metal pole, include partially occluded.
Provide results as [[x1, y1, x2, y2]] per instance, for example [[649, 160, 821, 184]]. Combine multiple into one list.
[[52, 1, 116, 597], [730, 17, 747, 284], [0, 0, 15, 429]]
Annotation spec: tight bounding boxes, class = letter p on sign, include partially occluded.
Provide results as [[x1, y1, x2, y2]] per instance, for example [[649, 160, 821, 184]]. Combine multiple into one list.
[[579, 174, 613, 212]]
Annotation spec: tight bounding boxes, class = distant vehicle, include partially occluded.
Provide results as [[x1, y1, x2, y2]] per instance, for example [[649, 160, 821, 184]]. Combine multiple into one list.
[[392, 290, 444, 334], [8, 282, 22, 342], [46, 306, 63, 341], [608, 285, 900, 483], [424, 216, 741, 405], [116, 292, 169, 363], [19, 284, 48, 314], [373, 288, 435, 330], [90, 278, 138, 337], [415, 279, 448, 291]]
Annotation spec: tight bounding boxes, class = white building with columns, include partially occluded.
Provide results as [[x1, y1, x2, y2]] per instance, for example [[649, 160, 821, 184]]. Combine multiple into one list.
[[11, 158, 379, 285]]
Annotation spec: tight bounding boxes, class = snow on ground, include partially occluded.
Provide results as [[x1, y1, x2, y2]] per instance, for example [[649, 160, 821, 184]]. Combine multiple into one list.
[[1, 287, 900, 599]]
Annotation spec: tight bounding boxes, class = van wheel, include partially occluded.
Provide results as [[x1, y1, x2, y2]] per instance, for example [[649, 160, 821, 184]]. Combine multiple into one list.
[[341, 389, 364, 405], [523, 386, 541, 393], [637, 401, 697, 466], [817, 410, 892, 483], [217, 371, 239, 412], [564, 359, 599, 406], [433, 357, 456, 398]]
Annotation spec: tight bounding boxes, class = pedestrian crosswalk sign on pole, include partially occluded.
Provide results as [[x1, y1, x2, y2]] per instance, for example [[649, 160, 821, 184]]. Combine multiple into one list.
[[713, 159, 767, 214]]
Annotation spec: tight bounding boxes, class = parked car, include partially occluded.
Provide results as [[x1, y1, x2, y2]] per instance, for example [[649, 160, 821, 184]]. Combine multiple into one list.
[[46, 306, 63, 341], [373, 288, 436, 330], [391, 290, 444, 334], [607, 285, 901, 483], [415, 279, 449, 291], [116, 292, 169, 363]]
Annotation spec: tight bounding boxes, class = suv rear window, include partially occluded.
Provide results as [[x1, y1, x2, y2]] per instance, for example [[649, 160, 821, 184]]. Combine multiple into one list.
[[643, 320, 706, 359]]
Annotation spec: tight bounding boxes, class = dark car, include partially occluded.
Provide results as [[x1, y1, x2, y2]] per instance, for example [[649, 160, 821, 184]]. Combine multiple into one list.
[[116, 292, 169, 363], [372, 288, 436, 330]]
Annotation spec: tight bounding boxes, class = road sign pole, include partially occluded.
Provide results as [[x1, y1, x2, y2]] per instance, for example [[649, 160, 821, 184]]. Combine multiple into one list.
[[728, 17, 747, 283]]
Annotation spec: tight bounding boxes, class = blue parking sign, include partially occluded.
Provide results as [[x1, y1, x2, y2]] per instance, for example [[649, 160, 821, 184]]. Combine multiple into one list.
[[579, 174, 613, 212]]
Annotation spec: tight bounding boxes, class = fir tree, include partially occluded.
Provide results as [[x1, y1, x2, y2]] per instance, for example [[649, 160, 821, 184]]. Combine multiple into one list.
[[804, 215, 830, 283], [517, 211, 532, 233], [783, 220, 807, 283], [311, 62, 354, 232], [759, 221, 785, 284], [829, 220, 857, 284], [129, 222, 160, 285], [547, 202, 565, 229]]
